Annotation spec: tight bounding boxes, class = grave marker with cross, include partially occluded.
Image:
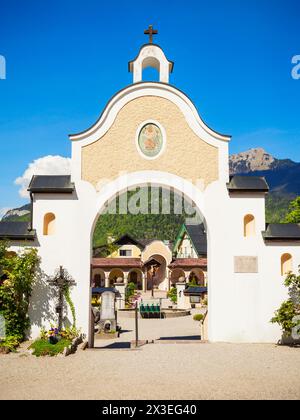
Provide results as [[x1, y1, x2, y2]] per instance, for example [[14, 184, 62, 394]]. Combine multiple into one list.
[[48, 266, 76, 330]]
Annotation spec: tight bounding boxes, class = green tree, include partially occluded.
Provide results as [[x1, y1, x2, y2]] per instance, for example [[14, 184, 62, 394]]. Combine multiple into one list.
[[285, 197, 300, 223], [0, 242, 40, 346]]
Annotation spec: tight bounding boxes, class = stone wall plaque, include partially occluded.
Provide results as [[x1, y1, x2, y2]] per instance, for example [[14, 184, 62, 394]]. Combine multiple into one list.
[[234, 256, 258, 273]]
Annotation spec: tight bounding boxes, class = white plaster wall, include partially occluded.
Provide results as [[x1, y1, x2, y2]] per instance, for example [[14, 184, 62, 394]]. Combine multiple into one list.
[[130, 45, 172, 83], [27, 82, 300, 343], [30, 172, 300, 343]]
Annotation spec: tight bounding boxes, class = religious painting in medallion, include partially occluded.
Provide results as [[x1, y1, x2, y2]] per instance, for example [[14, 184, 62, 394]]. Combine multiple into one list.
[[138, 123, 163, 158]]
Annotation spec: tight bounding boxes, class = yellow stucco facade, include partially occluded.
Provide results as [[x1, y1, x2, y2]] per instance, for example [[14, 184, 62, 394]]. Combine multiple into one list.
[[108, 244, 142, 258], [82, 96, 219, 188]]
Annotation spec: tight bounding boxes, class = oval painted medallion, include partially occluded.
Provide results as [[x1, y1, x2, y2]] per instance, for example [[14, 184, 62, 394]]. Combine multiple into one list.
[[138, 123, 163, 158]]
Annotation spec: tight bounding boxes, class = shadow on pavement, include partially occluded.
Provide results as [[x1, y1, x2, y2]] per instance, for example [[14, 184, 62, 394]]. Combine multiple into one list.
[[94, 342, 131, 349], [158, 335, 201, 341]]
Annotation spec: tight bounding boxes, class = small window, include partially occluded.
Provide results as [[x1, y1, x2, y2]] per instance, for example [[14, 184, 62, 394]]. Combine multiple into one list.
[[43, 213, 56, 236], [244, 214, 255, 237], [119, 249, 132, 257], [281, 253, 292, 276]]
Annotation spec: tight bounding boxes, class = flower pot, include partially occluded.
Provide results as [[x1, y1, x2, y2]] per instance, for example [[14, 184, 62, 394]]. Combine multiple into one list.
[[49, 336, 58, 345]]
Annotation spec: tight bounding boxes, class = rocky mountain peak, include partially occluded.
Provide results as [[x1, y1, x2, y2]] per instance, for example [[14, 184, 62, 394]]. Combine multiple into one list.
[[229, 148, 275, 174]]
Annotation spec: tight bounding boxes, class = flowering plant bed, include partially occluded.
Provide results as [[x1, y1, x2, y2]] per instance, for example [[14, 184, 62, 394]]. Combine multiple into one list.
[[31, 326, 83, 356], [29, 338, 72, 357], [40, 325, 80, 342]]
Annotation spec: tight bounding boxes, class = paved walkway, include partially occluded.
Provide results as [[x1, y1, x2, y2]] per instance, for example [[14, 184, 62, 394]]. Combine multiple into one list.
[[95, 311, 203, 348], [1, 314, 300, 400], [1, 340, 300, 400]]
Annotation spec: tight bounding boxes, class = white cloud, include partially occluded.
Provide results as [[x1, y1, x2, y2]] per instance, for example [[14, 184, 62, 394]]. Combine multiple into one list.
[[0, 207, 11, 220], [15, 155, 71, 198]]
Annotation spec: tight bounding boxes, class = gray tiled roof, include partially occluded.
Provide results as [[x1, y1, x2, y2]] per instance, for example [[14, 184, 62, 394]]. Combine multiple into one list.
[[227, 175, 269, 192], [185, 223, 207, 256], [28, 175, 75, 193], [184, 286, 208, 295], [263, 223, 300, 241], [0, 222, 36, 240]]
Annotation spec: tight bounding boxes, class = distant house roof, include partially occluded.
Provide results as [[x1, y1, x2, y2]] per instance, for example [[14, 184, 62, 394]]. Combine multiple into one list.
[[184, 286, 207, 296], [227, 175, 269, 192], [263, 223, 300, 241], [28, 175, 75, 193], [114, 234, 145, 249], [92, 258, 143, 268], [168, 258, 207, 269], [185, 224, 207, 255], [0, 222, 36, 240], [143, 257, 162, 267], [173, 223, 207, 257]]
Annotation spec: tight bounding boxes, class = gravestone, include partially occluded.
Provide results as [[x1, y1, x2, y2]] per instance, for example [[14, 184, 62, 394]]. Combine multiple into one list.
[[99, 291, 117, 333]]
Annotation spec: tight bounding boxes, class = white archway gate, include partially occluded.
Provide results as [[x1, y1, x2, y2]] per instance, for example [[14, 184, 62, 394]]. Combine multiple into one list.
[[28, 43, 298, 344]]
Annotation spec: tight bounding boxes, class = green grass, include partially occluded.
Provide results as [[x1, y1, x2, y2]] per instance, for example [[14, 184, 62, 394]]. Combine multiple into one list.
[[30, 339, 71, 357], [193, 314, 204, 322]]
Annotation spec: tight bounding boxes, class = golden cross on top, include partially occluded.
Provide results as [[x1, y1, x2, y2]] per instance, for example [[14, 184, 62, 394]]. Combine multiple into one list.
[[144, 25, 158, 44]]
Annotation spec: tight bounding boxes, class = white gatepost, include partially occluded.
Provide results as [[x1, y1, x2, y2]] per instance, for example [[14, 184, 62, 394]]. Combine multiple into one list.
[[176, 282, 186, 310], [104, 272, 110, 288], [124, 272, 129, 286], [142, 272, 147, 292]]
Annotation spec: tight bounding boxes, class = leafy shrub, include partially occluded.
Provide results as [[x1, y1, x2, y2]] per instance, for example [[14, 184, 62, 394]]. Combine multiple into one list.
[[0, 335, 22, 352], [167, 287, 177, 304], [188, 277, 198, 287], [126, 282, 136, 303], [271, 268, 300, 336], [193, 314, 204, 322]]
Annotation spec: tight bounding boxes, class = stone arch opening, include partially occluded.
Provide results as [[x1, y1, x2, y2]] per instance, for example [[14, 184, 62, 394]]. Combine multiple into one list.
[[170, 268, 186, 287], [91, 268, 106, 288], [89, 172, 210, 344], [189, 269, 205, 286], [141, 57, 160, 82], [108, 269, 124, 287], [128, 268, 144, 290]]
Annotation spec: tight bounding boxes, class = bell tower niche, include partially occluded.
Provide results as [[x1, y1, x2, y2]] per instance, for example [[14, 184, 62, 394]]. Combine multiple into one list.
[[128, 25, 174, 84]]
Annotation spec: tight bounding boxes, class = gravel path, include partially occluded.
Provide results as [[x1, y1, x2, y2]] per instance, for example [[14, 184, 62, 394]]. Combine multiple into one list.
[[1, 315, 300, 400]]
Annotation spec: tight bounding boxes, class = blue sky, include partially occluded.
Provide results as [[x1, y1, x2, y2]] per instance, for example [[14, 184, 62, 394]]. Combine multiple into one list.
[[0, 0, 299, 211]]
